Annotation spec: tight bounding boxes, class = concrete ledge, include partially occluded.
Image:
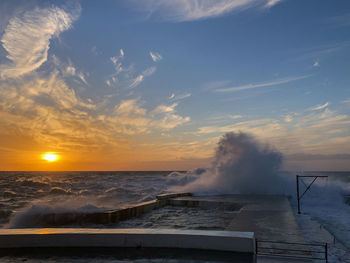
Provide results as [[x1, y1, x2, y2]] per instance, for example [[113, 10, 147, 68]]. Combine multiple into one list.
[[26, 194, 195, 226], [156, 192, 192, 200], [0, 228, 255, 253], [27, 200, 168, 226], [106, 199, 167, 223]]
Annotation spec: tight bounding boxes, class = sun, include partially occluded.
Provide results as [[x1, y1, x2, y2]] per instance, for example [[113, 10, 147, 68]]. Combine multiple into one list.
[[42, 153, 59, 162]]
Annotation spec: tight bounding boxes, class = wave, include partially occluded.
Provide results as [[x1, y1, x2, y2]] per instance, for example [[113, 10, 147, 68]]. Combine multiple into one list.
[[6, 199, 111, 228], [2, 190, 17, 198], [167, 132, 290, 195], [18, 179, 50, 189], [49, 187, 73, 195]]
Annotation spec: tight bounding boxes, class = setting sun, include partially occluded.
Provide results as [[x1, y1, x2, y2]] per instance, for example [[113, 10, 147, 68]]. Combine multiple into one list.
[[42, 153, 59, 162]]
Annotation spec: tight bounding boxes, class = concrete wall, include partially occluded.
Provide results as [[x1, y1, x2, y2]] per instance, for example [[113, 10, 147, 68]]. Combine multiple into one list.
[[26, 193, 193, 226], [0, 228, 255, 253]]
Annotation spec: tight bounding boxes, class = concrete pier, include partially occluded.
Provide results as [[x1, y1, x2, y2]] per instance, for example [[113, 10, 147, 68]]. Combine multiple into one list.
[[2, 194, 315, 262], [9, 193, 306, 244], [169, 195, 306, 243]]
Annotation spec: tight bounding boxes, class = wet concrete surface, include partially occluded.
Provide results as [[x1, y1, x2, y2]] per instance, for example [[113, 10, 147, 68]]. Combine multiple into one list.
[[122, 195, 306, 243]]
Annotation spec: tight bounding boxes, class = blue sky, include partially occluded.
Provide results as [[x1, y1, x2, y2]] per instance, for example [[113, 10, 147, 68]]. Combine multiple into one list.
[[0, 0, 350, 170]]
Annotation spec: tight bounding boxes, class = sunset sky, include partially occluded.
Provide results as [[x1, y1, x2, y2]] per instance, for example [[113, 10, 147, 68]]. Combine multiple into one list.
[[0, 0, 350, 171]]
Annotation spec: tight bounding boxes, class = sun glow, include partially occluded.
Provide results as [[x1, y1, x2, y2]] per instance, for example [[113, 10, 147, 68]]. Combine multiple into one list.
[[42, 153, 59, 162]]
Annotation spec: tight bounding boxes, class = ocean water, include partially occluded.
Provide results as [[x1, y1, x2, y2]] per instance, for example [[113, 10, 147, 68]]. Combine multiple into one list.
[[0, 170, 350, 262], [0, 171, 174, 228], [0, 171, 349, 228]]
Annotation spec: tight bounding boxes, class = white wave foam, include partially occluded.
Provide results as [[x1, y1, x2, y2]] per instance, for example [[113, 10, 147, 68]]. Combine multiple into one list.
[[168, 132, 290, 195], [6, 198, 111, 228]]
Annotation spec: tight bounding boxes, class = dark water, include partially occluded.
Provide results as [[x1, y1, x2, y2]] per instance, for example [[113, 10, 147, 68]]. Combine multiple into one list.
[[0, 171, 173, 227], [0, 171, 349, 228]]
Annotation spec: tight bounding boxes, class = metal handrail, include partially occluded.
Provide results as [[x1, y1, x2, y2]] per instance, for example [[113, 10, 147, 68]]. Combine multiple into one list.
[[256, 239, 328, 262], [258, 246, 324, 253], [258, 253, 326, 260], [258, 239, 325, 246]]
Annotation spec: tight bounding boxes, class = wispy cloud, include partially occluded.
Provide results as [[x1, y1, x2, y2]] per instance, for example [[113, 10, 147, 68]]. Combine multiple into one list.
[[310, 102, 329, 111], [196, 108, 350, 158], [111, 100, 190, 132], [313, 60, 320, 67], [110, 49, 125, 74], [131, 0, 284, 22], [177, 93, 191, 100], [129, 75, 144, 89], [231, 115, 243, 119], [150, 51, 163, 62], [215, 75, 310, 93], [150, 102, 190, 129], [91, 46, 99, 56], [115, 99, 147, 117], [328, 13, 350, 28], [342, 98, 350, 105], [77, 72, 88, 85], [197, 119, 276, 134], [0, 4, 190, 157], [0, 71, 191, 153], [152, 103, 178, 115], [292, 42, 350, 62], [129, 67, 156, 89], [65, 65, 76, 76], [265, 0, 284, 8], [106, 50, 156, 89], [203, 80, 231, 91], [203, 114, 243, 124], [284, 114, 293, 122], [0, 5, 80, 79], [169, 93, 191, 100], [53, 57, 89, 85]]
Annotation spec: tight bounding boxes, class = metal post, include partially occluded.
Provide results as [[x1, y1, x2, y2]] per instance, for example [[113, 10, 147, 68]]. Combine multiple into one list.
[[295, 175, 327, 215], [325, 243, 328, 263], [296, 175, 301, 214]]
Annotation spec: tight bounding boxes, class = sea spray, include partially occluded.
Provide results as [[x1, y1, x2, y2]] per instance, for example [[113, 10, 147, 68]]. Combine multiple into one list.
[[6, 197, 112, 228], [166, 131, 350, 247], [292, 178, 350, 248], [168, 132, 290, 194]]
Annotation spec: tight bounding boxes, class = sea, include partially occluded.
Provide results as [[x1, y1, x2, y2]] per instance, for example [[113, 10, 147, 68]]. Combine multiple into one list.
[[0, 170, 349, 262]]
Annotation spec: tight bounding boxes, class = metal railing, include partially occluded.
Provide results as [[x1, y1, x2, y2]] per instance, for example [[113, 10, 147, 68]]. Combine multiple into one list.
[[256, 239, 328, 262]]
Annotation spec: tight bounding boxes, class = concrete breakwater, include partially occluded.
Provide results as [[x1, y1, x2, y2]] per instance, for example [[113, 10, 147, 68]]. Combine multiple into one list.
[[10, 193, 193, 227], [7, 193, 306, 245], [1, 193, 318, 262]]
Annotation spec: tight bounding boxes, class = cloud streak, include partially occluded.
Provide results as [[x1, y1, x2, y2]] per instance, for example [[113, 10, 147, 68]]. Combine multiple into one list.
[[132, 0, 284, 22], [0, 4, 190, 164], [106, 50, 156, 89], [169, 93, 191, 100], [0, 5, 80, 79], [129, 67, 156, 89], [265, 0, 284, 8], [310, 102, 329, 111], [195, 106, 350, 161], [215, 75, 311, 93], [150, 51, 163, 62]]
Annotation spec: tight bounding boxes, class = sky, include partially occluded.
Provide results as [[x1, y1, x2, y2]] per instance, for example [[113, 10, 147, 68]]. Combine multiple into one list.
[[0, 0, 350, 171]]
